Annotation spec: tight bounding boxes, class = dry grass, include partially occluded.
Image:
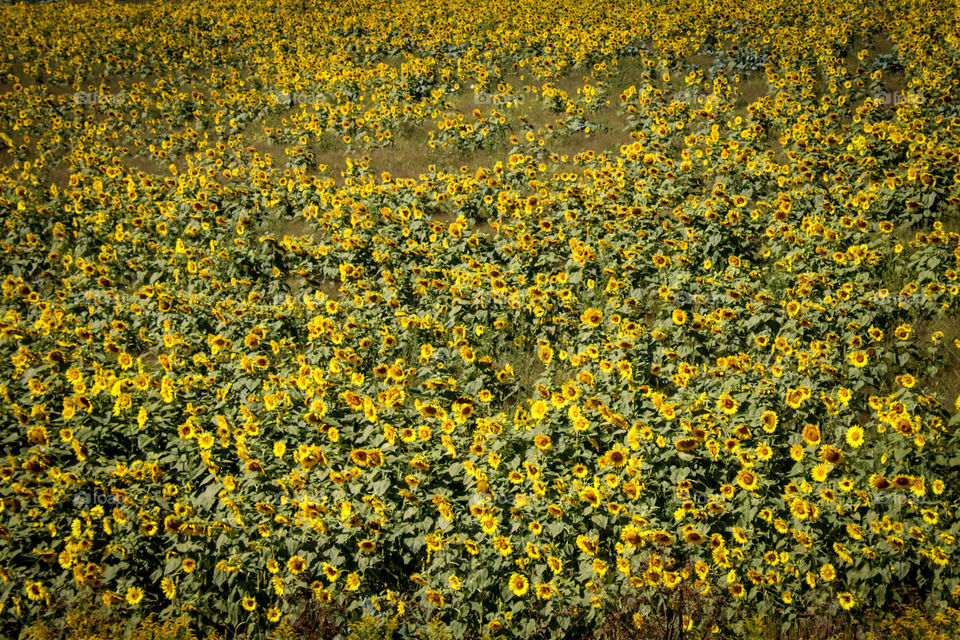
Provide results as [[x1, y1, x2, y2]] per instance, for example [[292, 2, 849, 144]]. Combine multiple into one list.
[[284, 275, 342, 300], [550, 127, 626, 160], [45, 162, 75, 189], [124, 154, 167, 176], [872, 32, 896, 55], [363, 134, 504, 181], [915, 313, 960, 416], [275, 218, 326, 244], [882, 70, 908, 96], [607, 55, 657, 92], [735, 71, 769, 108], [301, 69, 626, 185]]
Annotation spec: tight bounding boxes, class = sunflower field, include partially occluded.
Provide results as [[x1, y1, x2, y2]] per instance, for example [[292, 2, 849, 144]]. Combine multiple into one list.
[[2, 0, 960, 637]]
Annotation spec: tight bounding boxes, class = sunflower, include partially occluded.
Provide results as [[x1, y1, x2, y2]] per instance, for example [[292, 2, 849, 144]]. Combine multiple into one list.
[[651, 531, 673, 545], [287, 555, 307, 574], [160, 577, 176, 600], [125, 586, 144, 606], [760, 410, 778, 432], [820, 564, 836, 581], [896, 373, 915, 388], [682, 527, 706, 544], [819, 446, 842, 464], [837, 592, 855, 610], [576, 534, 599, 556], [508, 573, 529, 597], [366, 449, 384, 467], [892, 474, 913, 489], [652, 253, 670, 267], [344, 572, 361, 591], [242, 596, 257, 611], [207, 334, 231, 355], [25, 581, 46, 601], [785, 387, 807, 409], [845, 425, 865, 448], [535, 582, 554, 600], [801, 423, 821, 446], [870, 474, 891, 491], [197, 432, 215, 450], [322, 563, 340, 582], [606, 446, 627, 466], [534, 434, 552, 451], [894, 323, 912, 340], [358, 539, 376, 553], [717, 393, 739, 415], [580, 487, 601, 508], [846, 350, 869, 368], [530, 400, 549, 421], [893, 414, 915, 436], [621, 525, 644, 547], [580, 308, 603, 327], [837, 388, 852, 405], [736, 469, 758, 491], [493, 536, 513, 556], [811, 463, 831, 483]]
